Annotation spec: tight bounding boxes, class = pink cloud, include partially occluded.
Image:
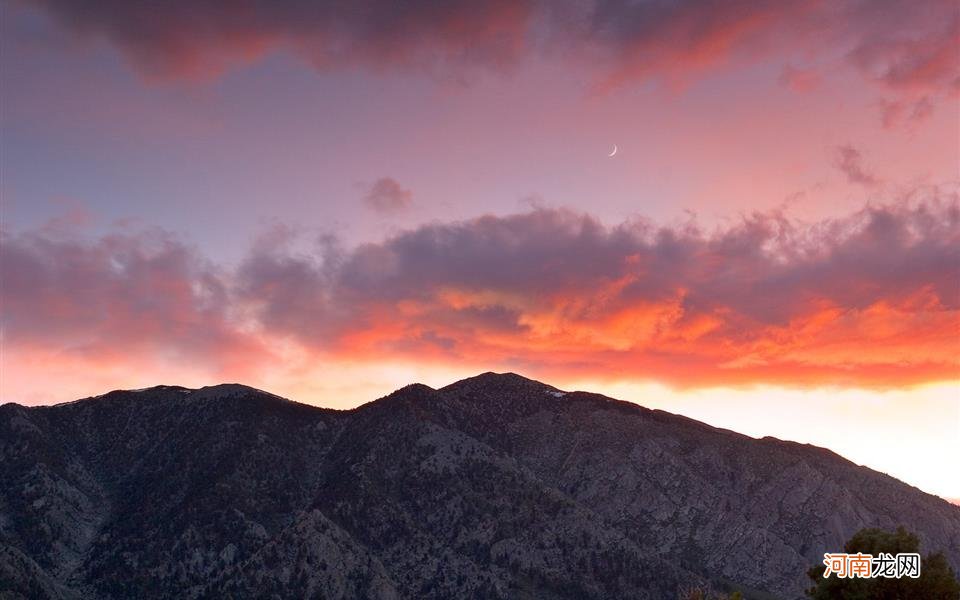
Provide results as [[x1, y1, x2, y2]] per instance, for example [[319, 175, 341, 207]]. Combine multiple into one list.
[[834, 145, 880, 186], [362, 177, 414, 213], [0, 227, 268, 375]]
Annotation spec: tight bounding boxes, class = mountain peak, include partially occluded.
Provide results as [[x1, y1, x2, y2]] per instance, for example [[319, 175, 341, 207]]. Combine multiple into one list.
[[191, 383, 289, 400], [441, 371, 560, 395]]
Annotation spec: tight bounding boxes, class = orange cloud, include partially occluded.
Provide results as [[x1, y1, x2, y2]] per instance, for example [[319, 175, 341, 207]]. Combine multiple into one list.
[[234, 195, 959, 388], [3, 195, 958, 396]]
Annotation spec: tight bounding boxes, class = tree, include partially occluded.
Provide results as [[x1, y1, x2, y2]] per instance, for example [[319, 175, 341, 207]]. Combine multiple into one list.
[[806, 526, 960, 599]]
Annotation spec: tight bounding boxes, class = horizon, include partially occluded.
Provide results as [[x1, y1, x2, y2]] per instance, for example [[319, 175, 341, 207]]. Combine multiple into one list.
[[2, 0, 959, 508]]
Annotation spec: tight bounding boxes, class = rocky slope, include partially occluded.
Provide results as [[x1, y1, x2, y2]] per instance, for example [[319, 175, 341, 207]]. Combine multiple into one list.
[[2, 373, 958, 599]]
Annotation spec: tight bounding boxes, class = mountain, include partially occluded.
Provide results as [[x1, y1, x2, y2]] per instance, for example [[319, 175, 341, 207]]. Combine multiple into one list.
[[2, 373, 958, 599]]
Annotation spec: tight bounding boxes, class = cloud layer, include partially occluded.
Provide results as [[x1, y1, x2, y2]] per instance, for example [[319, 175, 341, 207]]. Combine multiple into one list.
[[26, 0, 960, 106], [4, 195, 958, 390]]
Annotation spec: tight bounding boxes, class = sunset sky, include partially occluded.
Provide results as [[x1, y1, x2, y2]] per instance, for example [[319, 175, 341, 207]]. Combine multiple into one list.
[[2, 0, 958, 499]]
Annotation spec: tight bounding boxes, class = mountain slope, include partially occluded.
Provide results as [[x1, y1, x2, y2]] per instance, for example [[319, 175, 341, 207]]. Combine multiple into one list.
[[1, 374, 957, 599]]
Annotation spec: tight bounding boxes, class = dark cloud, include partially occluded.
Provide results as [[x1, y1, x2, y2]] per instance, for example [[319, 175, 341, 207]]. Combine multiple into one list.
[[362, 177, 413, 213], [848, 13, 959, 93], [24, 0, 960, 110], [4, 195, 958, 389], [834, 145, 880, 186], [26, 0, 536, 79]]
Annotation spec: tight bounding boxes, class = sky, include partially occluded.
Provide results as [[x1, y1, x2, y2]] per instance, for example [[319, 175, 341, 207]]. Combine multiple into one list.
[[1, 0, 958, 499]]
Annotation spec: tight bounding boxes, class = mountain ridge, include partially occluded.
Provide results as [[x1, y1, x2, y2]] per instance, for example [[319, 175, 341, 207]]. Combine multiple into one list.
[[2, 373, 958, 599], [4, 373, 941, 478]]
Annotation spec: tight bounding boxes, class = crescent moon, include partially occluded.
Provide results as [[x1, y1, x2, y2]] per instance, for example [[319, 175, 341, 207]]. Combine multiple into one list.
[[608, 144, 618, 157]]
